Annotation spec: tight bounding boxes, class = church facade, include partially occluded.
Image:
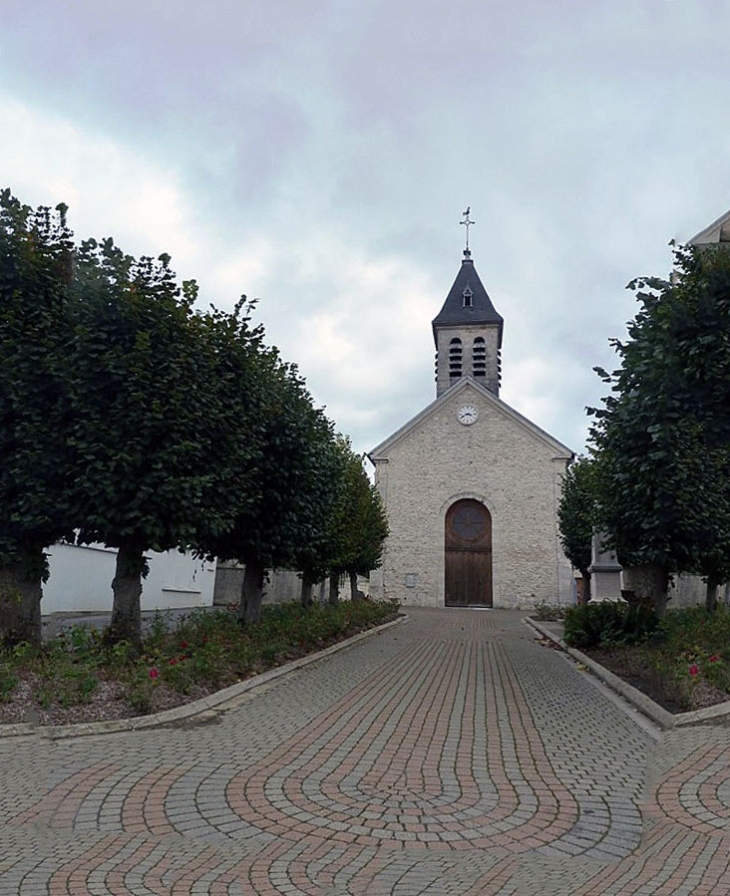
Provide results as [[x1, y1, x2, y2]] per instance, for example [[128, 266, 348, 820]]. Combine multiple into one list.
[[368, 249, 574, 609]]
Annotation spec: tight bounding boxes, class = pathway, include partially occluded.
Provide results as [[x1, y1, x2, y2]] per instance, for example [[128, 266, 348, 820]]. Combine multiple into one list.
[[0, 608, 728, 894]]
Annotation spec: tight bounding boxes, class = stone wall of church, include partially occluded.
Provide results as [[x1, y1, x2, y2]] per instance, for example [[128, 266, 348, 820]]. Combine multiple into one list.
[[370, 385, 573, 609]]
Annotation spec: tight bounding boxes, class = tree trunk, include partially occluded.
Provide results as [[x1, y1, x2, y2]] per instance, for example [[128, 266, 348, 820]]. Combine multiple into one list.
[[300, 578, 314, 609], [0, 546, 45, 645], [328, 574, 340, 606], [705, 575, 720, 614], [579, 569, 591, 604], [106, 543, 147, 649], [238, 559, 265, 625], [349, 570, 361, 602], [622, 563, 669, 616]]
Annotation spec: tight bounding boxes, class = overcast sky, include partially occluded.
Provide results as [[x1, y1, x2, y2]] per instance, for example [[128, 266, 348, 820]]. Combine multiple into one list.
[[2, 0, 729, 457]]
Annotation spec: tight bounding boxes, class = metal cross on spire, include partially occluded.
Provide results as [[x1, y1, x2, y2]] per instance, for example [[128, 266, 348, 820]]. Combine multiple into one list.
[[460, 207, 474, 256]]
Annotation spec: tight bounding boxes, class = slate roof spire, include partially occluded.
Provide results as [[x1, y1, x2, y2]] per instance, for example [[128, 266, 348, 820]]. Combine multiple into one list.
[[431, 253, 504, 347]]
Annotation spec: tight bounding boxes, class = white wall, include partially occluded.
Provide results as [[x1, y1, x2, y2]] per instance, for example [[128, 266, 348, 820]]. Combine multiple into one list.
[[43, 542, 216, 614]]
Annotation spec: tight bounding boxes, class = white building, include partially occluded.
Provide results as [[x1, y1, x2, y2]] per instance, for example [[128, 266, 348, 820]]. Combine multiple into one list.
[[43, 543, 216, 615]]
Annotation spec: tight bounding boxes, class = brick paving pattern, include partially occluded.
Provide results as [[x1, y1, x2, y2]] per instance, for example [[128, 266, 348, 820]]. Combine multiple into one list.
[[0, 607, 728, 894]]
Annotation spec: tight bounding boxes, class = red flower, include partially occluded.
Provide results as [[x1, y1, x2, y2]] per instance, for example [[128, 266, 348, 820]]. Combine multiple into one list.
[[689, 664, 700, 677], [169, 658, 178, 666], [202, 636, 209, 644], [180, 641, 188, 649], [149, 667, 159, 679], [709, 655, 719, 663]]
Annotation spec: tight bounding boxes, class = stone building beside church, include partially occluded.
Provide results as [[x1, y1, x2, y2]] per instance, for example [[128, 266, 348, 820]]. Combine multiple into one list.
[[368, 248, 574, 609]]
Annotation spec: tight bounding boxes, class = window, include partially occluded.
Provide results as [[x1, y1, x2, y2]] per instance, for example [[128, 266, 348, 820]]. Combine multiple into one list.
[[462, 287, 473, 308]]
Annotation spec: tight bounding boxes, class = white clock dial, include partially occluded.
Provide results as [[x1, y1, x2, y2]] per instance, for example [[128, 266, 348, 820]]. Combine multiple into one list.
[[457, 404, 479, 425]]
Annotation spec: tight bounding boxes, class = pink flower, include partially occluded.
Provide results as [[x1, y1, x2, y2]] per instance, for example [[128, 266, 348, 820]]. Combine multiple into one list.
[[689, 664, 700, 677], [149, 667, 159, 679]]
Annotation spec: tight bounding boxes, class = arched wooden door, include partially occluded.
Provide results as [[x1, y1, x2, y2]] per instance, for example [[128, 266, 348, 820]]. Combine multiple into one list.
[[445, 499, 492, 607]]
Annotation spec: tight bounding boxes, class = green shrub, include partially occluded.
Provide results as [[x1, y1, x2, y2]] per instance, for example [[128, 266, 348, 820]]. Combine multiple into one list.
[[126, 666, 160, 714], [55, 667, 99, 707], [563, 601, 658, 649], [653, 605, 730, 703], [189, 640, 228, 689], [0, 664, 18, 702]]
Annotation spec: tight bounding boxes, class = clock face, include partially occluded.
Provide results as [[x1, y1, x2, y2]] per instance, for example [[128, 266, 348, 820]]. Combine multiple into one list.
[[457, 404, 479, 425]]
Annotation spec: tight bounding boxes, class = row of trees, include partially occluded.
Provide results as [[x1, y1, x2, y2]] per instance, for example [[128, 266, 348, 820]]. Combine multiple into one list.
[[559, 242, 730, 613], [0, 190, 388, 647]]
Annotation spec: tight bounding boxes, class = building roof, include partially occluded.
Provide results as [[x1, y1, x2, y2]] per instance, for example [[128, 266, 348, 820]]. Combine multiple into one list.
[[431, 252, 503, 346], [688, 207, 730, 246]]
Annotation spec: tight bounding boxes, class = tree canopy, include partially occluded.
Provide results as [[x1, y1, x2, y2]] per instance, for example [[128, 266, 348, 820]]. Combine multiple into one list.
[[0, 191, 76, 642], [589, 243, 730, 611], [557, 455, 596, 599], [324, 436, 389, 603], [0, 188, 384, 645]]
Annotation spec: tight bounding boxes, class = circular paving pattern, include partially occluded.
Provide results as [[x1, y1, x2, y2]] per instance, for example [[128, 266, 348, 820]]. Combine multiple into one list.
[[1, 608, 729, 894]]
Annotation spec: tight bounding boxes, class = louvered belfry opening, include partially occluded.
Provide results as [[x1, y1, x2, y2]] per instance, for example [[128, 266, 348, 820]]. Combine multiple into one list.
[[473, 337, 486, 379], [449, 338, 462, 380]]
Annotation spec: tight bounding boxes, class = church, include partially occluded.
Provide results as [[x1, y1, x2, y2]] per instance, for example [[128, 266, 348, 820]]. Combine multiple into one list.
[[368, 232, 574, 609]]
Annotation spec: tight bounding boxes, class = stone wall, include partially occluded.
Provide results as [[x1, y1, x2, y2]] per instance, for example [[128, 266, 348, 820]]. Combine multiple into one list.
[[370, 383, 573, 609], [214, 563, 368, 608]]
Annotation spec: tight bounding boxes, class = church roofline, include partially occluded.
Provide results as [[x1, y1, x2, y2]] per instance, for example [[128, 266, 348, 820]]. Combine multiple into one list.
[[688, 207, 730, 246], [368, 376, 574, 462]]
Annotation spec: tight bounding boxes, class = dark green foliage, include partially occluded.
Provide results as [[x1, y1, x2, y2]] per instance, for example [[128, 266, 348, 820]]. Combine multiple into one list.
[[67, 244, 267, 646], [326, 437, 389, 595], [197, 350, 349, 621], [0, 188, 376, 643], [0, 665, 18, 702], [563, 601, 659, 649], [590, 244, 730, 612], [0, 191, 77, 642], [655, 604, 730, 662], [557, 456, 596, 595]]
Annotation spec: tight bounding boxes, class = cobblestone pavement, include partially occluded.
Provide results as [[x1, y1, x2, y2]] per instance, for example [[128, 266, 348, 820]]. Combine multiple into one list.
[[1, 608, 728, 895]]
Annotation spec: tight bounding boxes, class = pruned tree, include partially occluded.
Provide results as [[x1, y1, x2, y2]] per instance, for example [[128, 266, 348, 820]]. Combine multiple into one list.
[[67, 240, 263, 648], [557, 455, 596, 602], [590, 243, 730, 613], [197, 342, 344, 623], [326, 437, 389, 604], [0, 191, 76, 643]]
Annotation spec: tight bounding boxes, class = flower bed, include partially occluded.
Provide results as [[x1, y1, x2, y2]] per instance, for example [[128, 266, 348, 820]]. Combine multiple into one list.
[[0, 600, 400, 727], [562, 603, 730, 713]]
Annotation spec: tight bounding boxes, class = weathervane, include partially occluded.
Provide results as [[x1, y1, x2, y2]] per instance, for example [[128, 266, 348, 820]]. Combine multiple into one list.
[[460, 207, 474, 256]]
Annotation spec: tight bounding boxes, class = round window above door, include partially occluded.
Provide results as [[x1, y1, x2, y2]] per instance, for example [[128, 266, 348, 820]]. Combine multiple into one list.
[[451, 503, 487, 541]]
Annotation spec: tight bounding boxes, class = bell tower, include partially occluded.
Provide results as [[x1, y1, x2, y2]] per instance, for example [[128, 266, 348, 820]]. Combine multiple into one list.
[[432, 212, 503, 397]]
